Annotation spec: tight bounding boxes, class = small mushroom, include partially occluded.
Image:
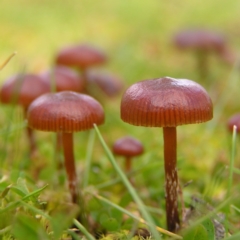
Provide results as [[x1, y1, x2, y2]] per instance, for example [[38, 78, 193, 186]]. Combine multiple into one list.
[[112, 136, 144, 172], [27, 91, 104, 207], [173, 29, 235, 79], [86, 70, 124, 99], [227, 113, 240, 133], [121, 77, 213, 232], [40, 65, 84, 93], [0, 73, 50, 157], [55, 44, 107, 90]]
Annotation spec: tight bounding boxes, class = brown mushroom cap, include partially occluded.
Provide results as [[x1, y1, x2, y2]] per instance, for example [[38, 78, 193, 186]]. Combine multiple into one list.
[[55, 44, 107, 69], [227, 113, 240, 133], [86, 70, 124, 97], [27, 91, 105, 132], [40, 66, 84, 92], [173, 29, 227, 53], [121, 77, 213, 127], [113, 136, 144, 157], [0, 74, 50, 107]]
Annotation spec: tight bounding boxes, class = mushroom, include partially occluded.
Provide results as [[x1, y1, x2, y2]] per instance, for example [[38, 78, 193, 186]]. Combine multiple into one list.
[[86, 70, 124, 100], [40, 66, 85, 176], [40, 65, 84, 93], [27, 91, 105, 208], [173, 28, 235, 79], [112, 136, 144, 172], [227, 113, 240, 133], [120, 77, 213, 232], [0, 73, 50, 157], [55, 44, 107, 90]]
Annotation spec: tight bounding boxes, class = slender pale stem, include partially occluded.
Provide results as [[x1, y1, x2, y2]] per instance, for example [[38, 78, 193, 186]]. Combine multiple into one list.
[[163, 127, 180, 232], [62, 132, 78, 203]]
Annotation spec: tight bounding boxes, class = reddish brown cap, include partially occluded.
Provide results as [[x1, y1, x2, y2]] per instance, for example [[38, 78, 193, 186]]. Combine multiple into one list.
[[121, 77, 213, 127], [173, 29, 227, 52], [113, 136, 144, 157], [40, 66, 84, 92], [227, 113, 240, 133], [27, 91, 105, 132], [55, 44, 107, 69], [0, 74, 50, 107], [86, 70, 124, 97]]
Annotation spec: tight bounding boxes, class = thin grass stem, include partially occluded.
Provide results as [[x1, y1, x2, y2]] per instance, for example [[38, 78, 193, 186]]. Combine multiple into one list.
[[72, 219, 95, 240], [227, 125, 237, 197], [83, 130, 95, 188]]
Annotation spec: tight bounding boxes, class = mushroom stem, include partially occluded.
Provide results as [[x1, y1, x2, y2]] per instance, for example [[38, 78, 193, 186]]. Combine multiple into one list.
[[163, 127, 180, 232], [81, 68, 88, 92], [125, 156, 131, 172], [62, 132, 79, 204], [23, 107, 37, 157], [62, 132, 88, 227], [196, 50, 208, 80]]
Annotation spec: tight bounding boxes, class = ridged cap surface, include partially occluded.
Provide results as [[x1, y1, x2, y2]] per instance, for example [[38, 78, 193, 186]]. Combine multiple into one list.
[[121, 77, 213, 127], [27, 91, 104, 132]]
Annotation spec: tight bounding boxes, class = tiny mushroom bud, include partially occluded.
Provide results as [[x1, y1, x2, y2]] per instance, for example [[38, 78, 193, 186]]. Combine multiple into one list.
[[112, 136, 144, 172], [0, 73, 50, 157], [121, 77, 213, 232], [27, 91, 104, 224]]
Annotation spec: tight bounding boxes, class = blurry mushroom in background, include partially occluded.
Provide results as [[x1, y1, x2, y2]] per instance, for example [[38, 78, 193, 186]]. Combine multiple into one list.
[[173, 28, 236, 79], [27, 91, 104, 225], [227, 113, 240, 133], [40, 65, 84, 93], [0, 73, 50, 157], [86, 70, 124, 101], [121, 77, 213, 232], [55, 44, 107, 91], [112, 136, 144, 172]]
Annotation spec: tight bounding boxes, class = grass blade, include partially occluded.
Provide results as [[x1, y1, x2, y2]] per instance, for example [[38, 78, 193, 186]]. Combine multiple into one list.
[[227, 125, 237, 198], [0, 52, 17, 70], [73, 219, 95, 240], [83, 130, 95, 188]]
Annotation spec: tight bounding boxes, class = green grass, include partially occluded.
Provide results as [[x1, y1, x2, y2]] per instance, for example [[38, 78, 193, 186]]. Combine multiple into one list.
[[1, 0, 240, 239]]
